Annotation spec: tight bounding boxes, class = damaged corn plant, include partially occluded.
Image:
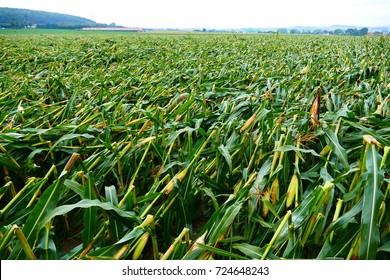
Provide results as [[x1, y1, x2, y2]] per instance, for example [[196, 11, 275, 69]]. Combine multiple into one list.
[[0, 32, 389, 260]]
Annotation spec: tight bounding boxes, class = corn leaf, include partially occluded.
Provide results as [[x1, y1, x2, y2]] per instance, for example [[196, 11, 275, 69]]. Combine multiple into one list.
[[8, 178, 65, 259], [83, 174, 97, 248], [40, 199, 141, 226], [232, 243, 280, 260], [207, 200, 243, 244], [359, 144, 384, 260], [323, 126, 349, 170], [378, 242, 390, 253], [197, 243, 249, 260], [218, 144, 233, 172]]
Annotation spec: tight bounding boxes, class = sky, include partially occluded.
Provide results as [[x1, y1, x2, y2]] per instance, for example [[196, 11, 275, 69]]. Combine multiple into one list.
[[0, 0, 389, 29]]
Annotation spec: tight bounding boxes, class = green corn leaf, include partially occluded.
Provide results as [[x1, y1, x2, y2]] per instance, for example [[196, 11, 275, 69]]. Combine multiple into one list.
[[51, 133, 95, 150], [83, 174, 97, 248], [343, 120, 390, 147], [253, 157, 272, 192], [170, 98, 196, 119], [232, 243, 262, 259], [359, 144, 384, 260], [7, 155, 76, 260], [0, 154, 21, 171], [325, 198, 363, 235], [276, 185, 324, 247], [275, 145, 323, 158], [0, 178, 39, 220], [105, 185, 118, 206], [81, 243, 124, 258], [8, 181, 61, 259], [40, 199, 141, 227], [232, 243, 279, 260], [197, 243, 249, 260], [105, 186, 123, 242], [218, 144, 233, 172], [317, 224, 360, 259], [64, 179, 84, 198], [116, 226, 145, 245], [165, 127, 196, 146], [323, 126, 349, 170], [197, 187, 219, 211], [182, 247, 206, 260], [207, 200, 243, 244], [378, 241, 390, 253], [36, 223, 56, 260], [290, 186, 323, 227]]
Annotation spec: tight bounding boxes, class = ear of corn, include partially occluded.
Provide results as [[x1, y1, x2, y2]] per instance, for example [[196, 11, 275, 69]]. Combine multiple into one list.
[[286, 173, 299, 209], [132, 232, 150, 260], [0, 31, 389, 260], [309, 88, 321, 128]]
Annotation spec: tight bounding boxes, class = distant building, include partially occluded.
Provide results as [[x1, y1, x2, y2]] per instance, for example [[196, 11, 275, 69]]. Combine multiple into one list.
[[82, 27, 143, 32]]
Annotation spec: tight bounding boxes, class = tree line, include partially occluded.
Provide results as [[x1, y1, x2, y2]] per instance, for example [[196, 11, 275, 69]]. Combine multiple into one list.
[[276, 27, 370, 36]]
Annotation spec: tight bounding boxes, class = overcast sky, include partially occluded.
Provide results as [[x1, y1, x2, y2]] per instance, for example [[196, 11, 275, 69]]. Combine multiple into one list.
[[1, 0, 389, 29]]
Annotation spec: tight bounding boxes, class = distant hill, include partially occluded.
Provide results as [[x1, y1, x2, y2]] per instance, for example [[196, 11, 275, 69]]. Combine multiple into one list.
[[0, 7, 96, 28]]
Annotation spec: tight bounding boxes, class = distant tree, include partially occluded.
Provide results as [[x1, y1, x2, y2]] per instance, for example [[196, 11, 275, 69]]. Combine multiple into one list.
[[345, 28, 367, 36], [9, 19, 18, 28], [359, 27, 368, 36], [109, 22, 116, 27], [334, 29, 344, 35], [22, 20, 33, 27], [290, 29, 301, 34], [9, 19, 23, 28], [313, 29, 322, 34], [345, 28, 356, 36], [202, 28, 206, 32]]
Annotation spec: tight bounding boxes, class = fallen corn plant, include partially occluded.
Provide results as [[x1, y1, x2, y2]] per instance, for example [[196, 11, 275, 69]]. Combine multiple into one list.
[[0, 32, 389, 260]]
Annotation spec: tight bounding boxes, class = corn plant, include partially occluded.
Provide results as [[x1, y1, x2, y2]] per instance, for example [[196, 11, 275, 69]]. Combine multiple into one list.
[[0, 32, 389, 260]]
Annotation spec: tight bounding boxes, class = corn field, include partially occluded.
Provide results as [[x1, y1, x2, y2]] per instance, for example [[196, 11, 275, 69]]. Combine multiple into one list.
[[0, 32, 389, 260]]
